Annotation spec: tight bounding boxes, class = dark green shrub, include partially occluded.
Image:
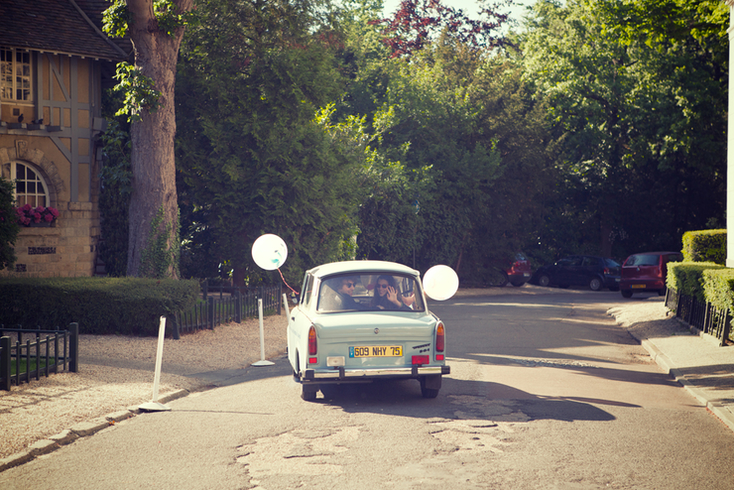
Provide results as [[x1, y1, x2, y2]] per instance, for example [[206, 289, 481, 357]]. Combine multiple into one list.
[[0, 176, 20, 271], [0, 277, 199, 336], [682, 229, 726, 264]]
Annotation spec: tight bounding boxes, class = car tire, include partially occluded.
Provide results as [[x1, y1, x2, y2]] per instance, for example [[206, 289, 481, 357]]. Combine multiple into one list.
[[420, 375, 441, 398], [301, 384, 319, 401], [621, 290, 633, 298], [493, 270, 509, 287], [538, 274, 551, 287], [658, 288, 666, 296], [589, 277, 603, 291], [510, 281, 525, 287]]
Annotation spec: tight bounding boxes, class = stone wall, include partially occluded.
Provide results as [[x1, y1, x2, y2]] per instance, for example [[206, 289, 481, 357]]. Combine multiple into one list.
[[4, 201, 98, 278]]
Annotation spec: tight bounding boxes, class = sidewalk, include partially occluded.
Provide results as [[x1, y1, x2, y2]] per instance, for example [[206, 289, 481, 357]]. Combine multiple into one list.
[[638, 327, 734, 432], [610, 303, 734, 433]]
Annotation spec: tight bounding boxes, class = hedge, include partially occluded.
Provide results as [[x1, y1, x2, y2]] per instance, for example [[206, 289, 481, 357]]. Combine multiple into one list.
[[682, 229, 726, 264], [0, 277, 200, 336], [666, 261, 726, 303]]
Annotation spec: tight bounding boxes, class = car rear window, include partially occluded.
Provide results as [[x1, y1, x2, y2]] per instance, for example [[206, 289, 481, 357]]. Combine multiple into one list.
[[625, 254, 660, 266], [604, 258, 620, 268], [317, 273, 425, 313]]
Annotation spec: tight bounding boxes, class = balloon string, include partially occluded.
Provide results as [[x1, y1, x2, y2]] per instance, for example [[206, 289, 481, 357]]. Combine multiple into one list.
[[278, 268, 299, 295]]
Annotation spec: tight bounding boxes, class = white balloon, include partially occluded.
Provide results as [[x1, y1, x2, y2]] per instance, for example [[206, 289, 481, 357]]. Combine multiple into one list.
[[251, 234, 288, 270], [423, 265, 459, 301]]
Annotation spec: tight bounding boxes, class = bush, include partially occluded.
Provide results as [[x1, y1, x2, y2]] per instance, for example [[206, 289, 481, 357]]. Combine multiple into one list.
[[682, 229, 726, 264], [0, 176, 20, 271], [667, 261, 726, 303], [0, 277, 199, 336], [702, 268, 734, 314]]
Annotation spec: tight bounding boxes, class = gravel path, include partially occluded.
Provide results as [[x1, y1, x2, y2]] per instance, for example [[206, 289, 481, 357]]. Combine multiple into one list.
[[0, 287, 681, 463], [0, 313, 287, 460]]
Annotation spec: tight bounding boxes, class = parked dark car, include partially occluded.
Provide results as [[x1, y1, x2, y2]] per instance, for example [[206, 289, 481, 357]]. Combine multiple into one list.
[[620, 251, 683, 298], [532, 255, 621, 291]]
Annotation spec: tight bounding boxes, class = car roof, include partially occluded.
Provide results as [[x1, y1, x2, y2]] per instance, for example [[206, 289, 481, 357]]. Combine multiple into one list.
[[307, 260, 420, 279]]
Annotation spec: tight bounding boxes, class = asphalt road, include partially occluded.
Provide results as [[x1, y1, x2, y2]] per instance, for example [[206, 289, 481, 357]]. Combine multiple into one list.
[[2, 288, 733, 489]]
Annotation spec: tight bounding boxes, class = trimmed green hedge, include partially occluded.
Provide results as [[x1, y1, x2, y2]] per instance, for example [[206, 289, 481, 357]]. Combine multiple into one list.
[[702, 268, 734, 314], [0, 277, 199, 336], [666, 261, 726, 303], [682, 229, 726, 264]]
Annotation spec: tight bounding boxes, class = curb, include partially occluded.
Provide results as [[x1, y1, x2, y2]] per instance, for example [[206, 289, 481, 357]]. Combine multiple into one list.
[[639, 339, 734, 434], [0, 388, 190, 473]]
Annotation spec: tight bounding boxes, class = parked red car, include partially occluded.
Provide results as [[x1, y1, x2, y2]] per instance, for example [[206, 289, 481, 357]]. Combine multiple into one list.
[[505, 252, 532, 287], [620, 251, 683, 298]]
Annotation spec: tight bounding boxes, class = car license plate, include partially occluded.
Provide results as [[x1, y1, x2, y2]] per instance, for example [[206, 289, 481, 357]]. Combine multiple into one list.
[[631, 284, 647, 289], [350, 346, 403, 358]]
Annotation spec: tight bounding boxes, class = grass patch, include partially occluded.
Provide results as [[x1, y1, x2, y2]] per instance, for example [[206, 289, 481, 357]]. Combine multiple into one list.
[[10, 358, 49, 376]]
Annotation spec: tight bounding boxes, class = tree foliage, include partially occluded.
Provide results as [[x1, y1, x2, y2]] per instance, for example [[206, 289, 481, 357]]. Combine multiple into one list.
[[520, 0, 727, 259], [98, 119, 132, 277], [339, 33, 551, 283], [176, 0, 364, 286], [371, 0, 514, 57]]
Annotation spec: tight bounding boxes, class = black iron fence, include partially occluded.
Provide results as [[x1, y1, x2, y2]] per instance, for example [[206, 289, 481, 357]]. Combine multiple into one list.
[[665, 289, 732, 346], [172, 284, 282, 339], [0, 323, 79, 391]]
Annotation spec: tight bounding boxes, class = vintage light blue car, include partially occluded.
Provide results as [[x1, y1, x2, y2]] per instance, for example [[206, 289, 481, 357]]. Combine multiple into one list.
[[288, 260, 451, 401]]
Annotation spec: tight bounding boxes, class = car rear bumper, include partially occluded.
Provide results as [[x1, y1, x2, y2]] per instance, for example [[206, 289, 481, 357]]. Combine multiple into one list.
[[301, 364, 450, 383], [620, 280, 664, 290], [507, 272, 532, 284]]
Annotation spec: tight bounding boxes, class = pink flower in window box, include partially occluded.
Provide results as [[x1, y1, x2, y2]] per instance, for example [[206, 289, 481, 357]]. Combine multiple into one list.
[[15, 204, 59, 226]]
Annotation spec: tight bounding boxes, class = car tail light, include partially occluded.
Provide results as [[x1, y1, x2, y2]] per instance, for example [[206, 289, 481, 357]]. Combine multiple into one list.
[[412, 355, 430, 365], [308, 325, 317, 355], [435, 322, 445, 359]]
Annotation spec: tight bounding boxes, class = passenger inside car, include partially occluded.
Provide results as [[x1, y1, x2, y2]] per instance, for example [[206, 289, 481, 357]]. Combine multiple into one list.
[[371, 275, 411, 310], [320, 276, 365, 311], [318, 274, 424, 312]]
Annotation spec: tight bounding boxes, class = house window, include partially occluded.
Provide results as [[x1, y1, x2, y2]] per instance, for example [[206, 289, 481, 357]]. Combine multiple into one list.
[[11, 162, 49, 207], [0, 47, 32, 102]]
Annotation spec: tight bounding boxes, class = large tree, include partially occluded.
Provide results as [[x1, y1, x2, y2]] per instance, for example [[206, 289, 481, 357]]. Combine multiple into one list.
[[520, 0, 727, 259], [176, 0, 364, 286], [344, 36, 551, 283], [104, 0, 194, 278]]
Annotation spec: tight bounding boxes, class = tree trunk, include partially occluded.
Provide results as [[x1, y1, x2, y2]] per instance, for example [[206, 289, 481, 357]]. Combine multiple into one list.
[[125, 0, 192, 278]]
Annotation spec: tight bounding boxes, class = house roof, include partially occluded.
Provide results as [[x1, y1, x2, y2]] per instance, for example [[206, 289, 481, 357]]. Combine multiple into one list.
[[0, 0, 131, 61]]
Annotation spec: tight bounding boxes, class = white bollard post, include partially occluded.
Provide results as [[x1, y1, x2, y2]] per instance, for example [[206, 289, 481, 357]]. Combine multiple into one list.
[[139, 316, 171, 412], [282, 292, 290, 318], [252, 298, 274, 366]]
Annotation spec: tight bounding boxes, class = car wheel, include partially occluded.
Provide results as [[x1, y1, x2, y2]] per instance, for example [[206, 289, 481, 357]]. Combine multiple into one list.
[[589, 277, 603, 291], [538, 274, 551, 287], [658, 288, 666, 296], [510, 281, 525, 287], [420, 375, 441, 399], [301, 384, 318, 401], [621, 290, 633, 298], [489, 270, 508, 287]]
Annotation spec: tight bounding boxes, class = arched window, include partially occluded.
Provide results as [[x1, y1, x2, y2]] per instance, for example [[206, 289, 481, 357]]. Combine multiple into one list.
[[11, 162, 49, 207]]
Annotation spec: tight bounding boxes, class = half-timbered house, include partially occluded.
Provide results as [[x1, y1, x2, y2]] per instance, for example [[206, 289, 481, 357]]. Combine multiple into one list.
[[0, 0, 130, 277]]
